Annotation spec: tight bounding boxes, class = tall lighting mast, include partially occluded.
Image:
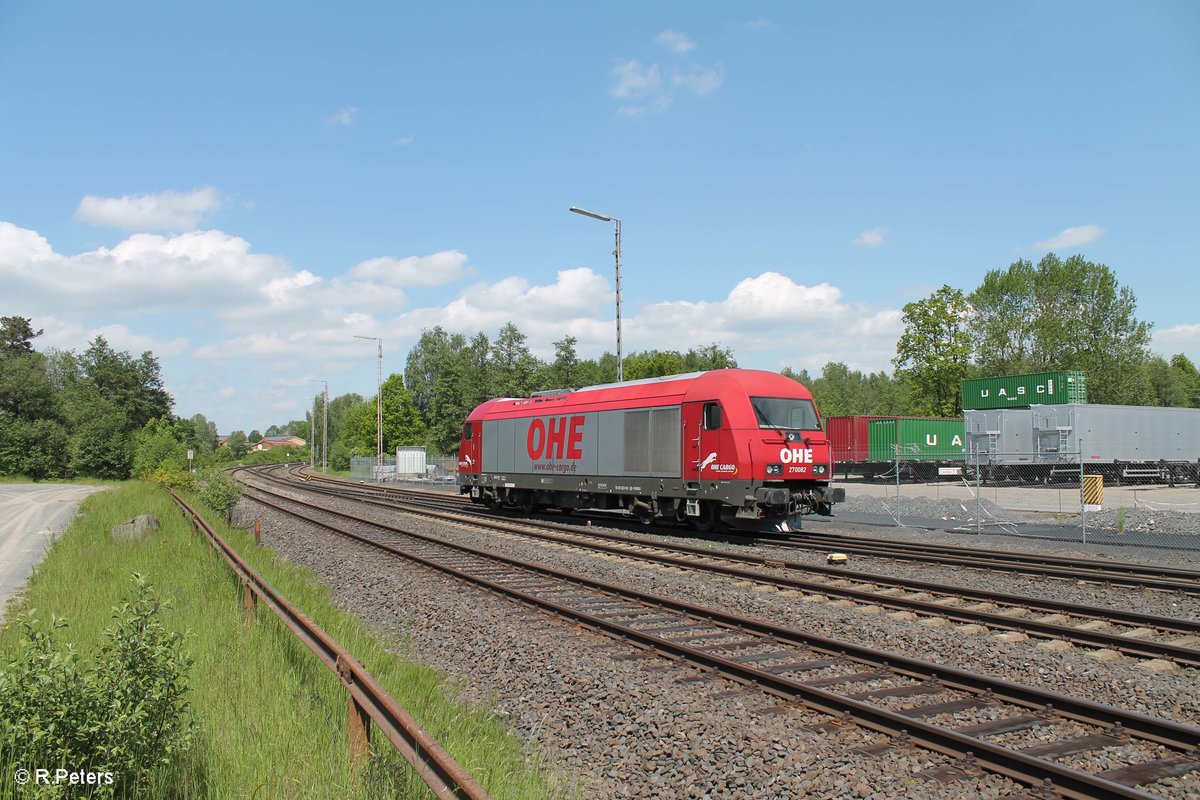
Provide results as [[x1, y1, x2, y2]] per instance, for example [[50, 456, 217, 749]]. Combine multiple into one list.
[[354, 335, 384, 475], [569, 206, 623, 382]]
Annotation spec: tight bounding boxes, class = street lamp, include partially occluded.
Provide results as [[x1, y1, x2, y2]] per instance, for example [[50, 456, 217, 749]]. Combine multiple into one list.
[[307, 379, 328, 474], [353, 335, 384, 476], [569, 205, 623, 382]]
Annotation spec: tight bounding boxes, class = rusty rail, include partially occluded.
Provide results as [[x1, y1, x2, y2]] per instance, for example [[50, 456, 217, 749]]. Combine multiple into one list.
[[166, 489, 491, 800]]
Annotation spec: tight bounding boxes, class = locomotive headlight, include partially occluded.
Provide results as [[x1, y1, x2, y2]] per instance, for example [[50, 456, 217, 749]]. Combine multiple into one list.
[[813, 464, 827, 475], [766, 464, 782, 476]]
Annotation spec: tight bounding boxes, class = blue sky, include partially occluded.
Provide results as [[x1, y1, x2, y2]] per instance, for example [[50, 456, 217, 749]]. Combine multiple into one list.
[[3, 1, 1197, 432]]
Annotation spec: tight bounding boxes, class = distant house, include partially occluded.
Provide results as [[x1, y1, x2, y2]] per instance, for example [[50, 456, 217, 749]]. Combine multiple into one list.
[[252, 435, 306, 451], [216, 435, 233, 448]]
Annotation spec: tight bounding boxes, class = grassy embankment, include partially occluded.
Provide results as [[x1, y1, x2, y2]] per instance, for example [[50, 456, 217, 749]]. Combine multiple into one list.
[[0, 481, 561, 799]]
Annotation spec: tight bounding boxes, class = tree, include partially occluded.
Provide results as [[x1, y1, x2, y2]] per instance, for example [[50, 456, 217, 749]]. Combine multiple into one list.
[[405, 328, 490, 455], [893, 285, 972, 416], [380, 374, 426, 448], [967, 254, 1152, 404], [132, 418, 188, 479], [0, 351, 54, 420], [79, 337, 172, 430], [0, 417, 68, 480], [550, 336, 581, 389], [248, 429, 263, 444], [968, 259, 1038, 375], [1170, 354, 1200, 408], [490, 322, 541, 399], [0, 316, 42, 357], [684, 343, 737, 371], [225, 431, 248, 459], [67, 397, 132, 479]]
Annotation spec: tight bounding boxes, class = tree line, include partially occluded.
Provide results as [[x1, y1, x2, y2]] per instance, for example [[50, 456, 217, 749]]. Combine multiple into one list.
[[0, 317, 180, 480], [5, 252, 1196, 478], [889, 253, 1200, 416]]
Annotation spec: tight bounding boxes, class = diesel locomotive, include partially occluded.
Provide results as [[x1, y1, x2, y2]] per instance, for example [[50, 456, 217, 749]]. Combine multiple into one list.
[[457, 369, 845, 532]]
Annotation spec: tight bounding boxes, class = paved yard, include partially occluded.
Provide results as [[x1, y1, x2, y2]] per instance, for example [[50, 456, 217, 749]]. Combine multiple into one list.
[[0, 483, 107, 620]]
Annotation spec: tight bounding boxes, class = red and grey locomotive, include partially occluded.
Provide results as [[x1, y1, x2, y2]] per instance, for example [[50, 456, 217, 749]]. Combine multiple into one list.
[[457, 369, 844, 532]]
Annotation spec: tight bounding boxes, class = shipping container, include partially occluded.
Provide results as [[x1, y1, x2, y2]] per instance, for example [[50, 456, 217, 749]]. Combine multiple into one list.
[[967, 404, 1200, 465], [824, 415, 889, 463], [867, 418, 966, 462], [961, 371, 1087, 411]]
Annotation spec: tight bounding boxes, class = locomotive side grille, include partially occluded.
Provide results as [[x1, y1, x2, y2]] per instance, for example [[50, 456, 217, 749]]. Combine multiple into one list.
[[624, 411, 650, 472], [623, 407, 681, 476], [650, 407, 681, 475]]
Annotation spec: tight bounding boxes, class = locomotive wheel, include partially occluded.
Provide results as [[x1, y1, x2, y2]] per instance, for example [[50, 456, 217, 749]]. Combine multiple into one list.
[[518, 492, 537, 514], [688, 502, 720, 533]]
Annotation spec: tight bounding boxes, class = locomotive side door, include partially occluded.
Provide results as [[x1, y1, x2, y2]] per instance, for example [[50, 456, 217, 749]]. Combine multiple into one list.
[[681, 401, 724, 482], [458, 421, 482, 477]]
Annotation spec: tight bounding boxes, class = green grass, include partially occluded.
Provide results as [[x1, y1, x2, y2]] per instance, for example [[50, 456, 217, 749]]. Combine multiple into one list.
[[0, 482, 562, 799]]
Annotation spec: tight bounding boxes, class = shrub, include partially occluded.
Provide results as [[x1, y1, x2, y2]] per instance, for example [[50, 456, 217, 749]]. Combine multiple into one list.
[[194, 468, 241, 517], [145, 464, 194, 492], [0, 575, 194, 797]]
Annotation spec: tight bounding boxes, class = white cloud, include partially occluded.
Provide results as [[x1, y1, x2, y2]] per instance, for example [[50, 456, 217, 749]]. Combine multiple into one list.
[[392, 135, 415, 146], [348, 250, 471, 286], [611, 60, 661, 98], [672, 67, 723, 95], [610, 36, 722, 117], [5, 216, 911, 430], [656, 30, 696, 54], [1153, 323, 1200, 357], [74, 187, 221, 231], [854, 227, 888, 247], [90, 324, 188, 357], [1, 224, 290, 316], [617, 96, 673, 118], [325, 106, 358, 127], [1033, 224, 1105, 250]]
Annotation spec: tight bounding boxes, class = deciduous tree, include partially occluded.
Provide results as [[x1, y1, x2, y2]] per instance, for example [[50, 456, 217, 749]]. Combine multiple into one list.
[[893, 285, 972, 416]]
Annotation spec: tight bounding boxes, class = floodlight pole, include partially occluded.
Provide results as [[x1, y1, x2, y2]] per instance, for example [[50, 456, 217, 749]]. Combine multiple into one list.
[[354, 335, 384, 473], [307, 379, 328, 473], [570, 206, 623, 382]]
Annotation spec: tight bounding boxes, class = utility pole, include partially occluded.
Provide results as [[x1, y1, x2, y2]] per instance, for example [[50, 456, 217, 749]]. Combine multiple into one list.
[[354, 335, 384, 475]]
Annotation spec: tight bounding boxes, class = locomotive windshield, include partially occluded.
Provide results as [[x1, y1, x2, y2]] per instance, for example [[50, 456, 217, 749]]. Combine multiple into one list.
[[751, 397, 821, 431]]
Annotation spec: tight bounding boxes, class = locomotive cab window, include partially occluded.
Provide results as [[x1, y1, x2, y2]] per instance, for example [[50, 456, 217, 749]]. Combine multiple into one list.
[[703, 403, 723, 430], [751, 397, 821, 431], [463, 423, 474, 441]]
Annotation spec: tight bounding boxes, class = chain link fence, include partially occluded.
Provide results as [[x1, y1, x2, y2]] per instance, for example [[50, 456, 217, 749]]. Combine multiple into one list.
[[835, 448, 1200, 550], [349, 454, 459, 490]]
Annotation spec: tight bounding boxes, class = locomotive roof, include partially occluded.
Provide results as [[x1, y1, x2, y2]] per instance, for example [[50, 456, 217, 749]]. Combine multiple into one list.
[[466, 369, 814, 421]]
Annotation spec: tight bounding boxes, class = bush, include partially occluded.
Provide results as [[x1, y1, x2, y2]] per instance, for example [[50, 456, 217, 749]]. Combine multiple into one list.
[[0, 575, 194, 797], [145, 464, 194, 492], [194, 468, 241, 516]]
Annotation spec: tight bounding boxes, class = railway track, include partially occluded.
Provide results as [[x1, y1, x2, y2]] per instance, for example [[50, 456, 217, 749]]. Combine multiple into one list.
[[253, 466, 1200, 668], [237, 467, 1200, 799], [290, 467, 1200, 595]]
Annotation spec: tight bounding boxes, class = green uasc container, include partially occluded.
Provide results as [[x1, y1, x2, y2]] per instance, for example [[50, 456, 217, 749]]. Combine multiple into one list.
[[960, 371, 1087, 411], [868, 418, 966, 462]]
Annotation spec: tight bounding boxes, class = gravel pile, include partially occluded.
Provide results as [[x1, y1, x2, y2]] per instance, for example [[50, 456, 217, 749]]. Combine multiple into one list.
[[839, 493, 1017, 523], [1080, 507, 1200, 537], [233, 484, 1200, 799]]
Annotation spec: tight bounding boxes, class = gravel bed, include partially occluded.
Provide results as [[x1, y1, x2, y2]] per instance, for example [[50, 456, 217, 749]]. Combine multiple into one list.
[[233, 483, 1200, 798], [836, 492, 1200, 539]]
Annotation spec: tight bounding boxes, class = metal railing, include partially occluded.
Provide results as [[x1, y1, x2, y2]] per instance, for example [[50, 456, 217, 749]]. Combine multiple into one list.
[[167, 489, 491, 800]]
